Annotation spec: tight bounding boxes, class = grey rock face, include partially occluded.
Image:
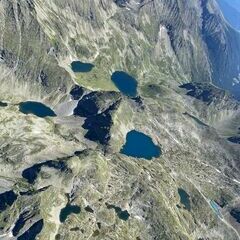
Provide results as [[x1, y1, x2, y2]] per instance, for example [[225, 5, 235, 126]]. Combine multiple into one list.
[[0, 0, 240, 240]]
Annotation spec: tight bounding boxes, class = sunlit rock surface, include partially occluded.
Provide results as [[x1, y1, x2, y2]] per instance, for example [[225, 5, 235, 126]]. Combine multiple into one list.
[[0, 0, 240, 239]]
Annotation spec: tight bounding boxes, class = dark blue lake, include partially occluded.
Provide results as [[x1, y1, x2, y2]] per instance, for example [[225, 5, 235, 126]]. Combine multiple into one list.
[[120, 130, 161, 160], [71, 61, 94, 73], [19, 101, 56, 118], [60, 204, 81, 223], [111, 71, 138, 97]]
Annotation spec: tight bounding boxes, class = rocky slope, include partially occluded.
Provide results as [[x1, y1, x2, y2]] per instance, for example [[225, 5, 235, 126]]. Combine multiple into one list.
[[0, 0, 240, 240]]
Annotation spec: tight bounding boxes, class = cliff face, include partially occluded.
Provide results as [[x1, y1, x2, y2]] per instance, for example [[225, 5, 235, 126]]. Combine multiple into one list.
[[1, 0, 240, 100], [0, 0, 240, 240], [201, 0, 240, 99]]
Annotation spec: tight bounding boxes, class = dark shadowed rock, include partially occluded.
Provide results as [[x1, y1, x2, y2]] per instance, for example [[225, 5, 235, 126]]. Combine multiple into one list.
[[17, 219, 44, 240], [0, 190, 18, 212], [70, 85, 84, 100], [22, 160, 68, 184]]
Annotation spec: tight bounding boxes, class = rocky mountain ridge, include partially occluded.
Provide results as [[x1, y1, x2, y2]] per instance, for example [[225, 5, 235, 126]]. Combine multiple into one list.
[[0, 0, 240, 239]]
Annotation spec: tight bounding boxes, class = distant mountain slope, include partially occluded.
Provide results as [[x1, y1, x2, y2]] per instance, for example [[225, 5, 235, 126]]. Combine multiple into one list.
[[226, 0, 240, 12], [0, 1, 240, 239], [217, 0, 240, 31], [202, 0, 240, 99]]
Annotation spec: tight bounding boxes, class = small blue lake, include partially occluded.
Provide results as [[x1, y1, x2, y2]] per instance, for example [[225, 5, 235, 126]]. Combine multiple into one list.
[[111, 71, 138, 97], [106, 203, 130, 221], [178, 188, 191, 211], [120, 130, 161, 160], [60, 204, 81, 223], [19, 101, 56, 118], [71, 61, 94, 73]]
